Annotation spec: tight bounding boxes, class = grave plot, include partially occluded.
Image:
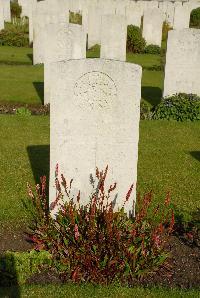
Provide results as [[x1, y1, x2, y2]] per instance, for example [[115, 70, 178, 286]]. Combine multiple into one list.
[[0, 0, 199, 292]]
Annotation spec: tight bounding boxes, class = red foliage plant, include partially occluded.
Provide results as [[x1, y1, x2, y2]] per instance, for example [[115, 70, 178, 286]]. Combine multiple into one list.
[[27, 165, 174, 284]]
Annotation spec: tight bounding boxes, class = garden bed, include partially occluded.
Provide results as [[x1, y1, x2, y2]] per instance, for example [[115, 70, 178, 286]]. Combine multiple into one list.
[[0, 226, 199, 289]]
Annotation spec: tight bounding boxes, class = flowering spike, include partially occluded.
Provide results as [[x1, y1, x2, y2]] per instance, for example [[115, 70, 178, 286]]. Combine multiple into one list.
[[125, 184, 134, 202], [55, 163, 59, 178]]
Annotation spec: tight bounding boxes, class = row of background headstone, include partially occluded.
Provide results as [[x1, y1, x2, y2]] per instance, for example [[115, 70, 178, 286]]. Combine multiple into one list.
[[19, 0, 200, 37]]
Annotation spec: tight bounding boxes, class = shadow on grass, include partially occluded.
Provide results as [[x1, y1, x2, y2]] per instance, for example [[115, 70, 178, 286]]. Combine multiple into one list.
[[33, 82, 44, 105], [0, 255, 20, 297], [142, 86, 162, 107], [27, 53, 33, 64], [27, 145, 50, 187], [190, 151, 200, 162]]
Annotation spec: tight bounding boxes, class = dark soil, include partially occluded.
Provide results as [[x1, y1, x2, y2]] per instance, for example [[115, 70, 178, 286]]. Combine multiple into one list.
[[0, 224, 33, 253], [0, 225, 199, 289], [0, 103, 49, 115]]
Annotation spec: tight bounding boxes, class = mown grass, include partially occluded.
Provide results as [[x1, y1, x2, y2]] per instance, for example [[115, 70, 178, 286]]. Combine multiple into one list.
[[0, 45, 164, 106], [0, 284, 199, 298], [142, 70, 164, 106], [0, 46, 33, 65], [0, 116, 199, 229], [127, 52, 162, 68], [0, 64, 43, 104]]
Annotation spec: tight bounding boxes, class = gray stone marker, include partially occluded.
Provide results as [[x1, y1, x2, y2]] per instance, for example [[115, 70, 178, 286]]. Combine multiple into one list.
[[50, 59, 142, 215], [143, 8, 164, 46], [163, 29, 200, 97], [44, 23, 86, 104], [100, 15, 127, 61]]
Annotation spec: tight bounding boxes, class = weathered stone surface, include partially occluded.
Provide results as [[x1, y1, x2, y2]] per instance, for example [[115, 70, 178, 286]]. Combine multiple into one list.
[[0, 5, 4, 30], [33, 0, 69, 65], [164, 29, 200, 97], [28, 0, 36, 44], [173, 5, 190, 29], [44, 23, 86, 104], [100, 15, 127, 61], [2, 0, 10, 22], [18, 0, 30, 17], [125, 2, 142, 27], [88, 5, 101, 48], [50, 59, 142, 215], [166, 2, 175, 26], [158, 1, 168, 19], [143, 8, 164, 46]]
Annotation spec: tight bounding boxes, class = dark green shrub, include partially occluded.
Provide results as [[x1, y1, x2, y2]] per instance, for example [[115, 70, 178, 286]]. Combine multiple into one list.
[[190, 7, 200, 28], [153, 93, 200, 121], [127, 25, 146, 53], [0, 27, 29, 47], [11, 0, 22, 19], [144, 44, 161, 54], [69, 11, 82, 25], [27, 168, 174, 284]]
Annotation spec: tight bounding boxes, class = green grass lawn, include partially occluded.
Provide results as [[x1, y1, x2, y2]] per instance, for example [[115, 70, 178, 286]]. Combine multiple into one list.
[[0, 115, 199, 229], [0, 46, 33, 65], [127, 52, 162, 68], [0, 284, 199, 298], [0, 64, 43, 104], [142, 70, 164, 106], [0, 46, 164, 106]]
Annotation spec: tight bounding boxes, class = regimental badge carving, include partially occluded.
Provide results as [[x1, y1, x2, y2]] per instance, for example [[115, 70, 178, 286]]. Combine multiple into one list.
[[74, 71, 117, 110]]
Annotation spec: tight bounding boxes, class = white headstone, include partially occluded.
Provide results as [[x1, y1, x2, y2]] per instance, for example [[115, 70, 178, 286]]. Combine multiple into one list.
[[163, 29, 200, 97], [2, 0, 10, 22], [88, 5, 101, 48], [33, 0, 69, 65], [18, 0, 30, 17], [28, 0, 36, 44], [158, 1, 168, 18], [50, 59, 142, 215], [44, 23, 86, 104], [146, 1, 159, 10], [115, 0, 126, 16], [100, 0, 115, 15], [125, 2, 142, 27], [166, 2, 175, 26], [100, 15, 127, 61], [173, 6, 190, 29], [0, 5, 4, 30], [143, 8, 164, 46]]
